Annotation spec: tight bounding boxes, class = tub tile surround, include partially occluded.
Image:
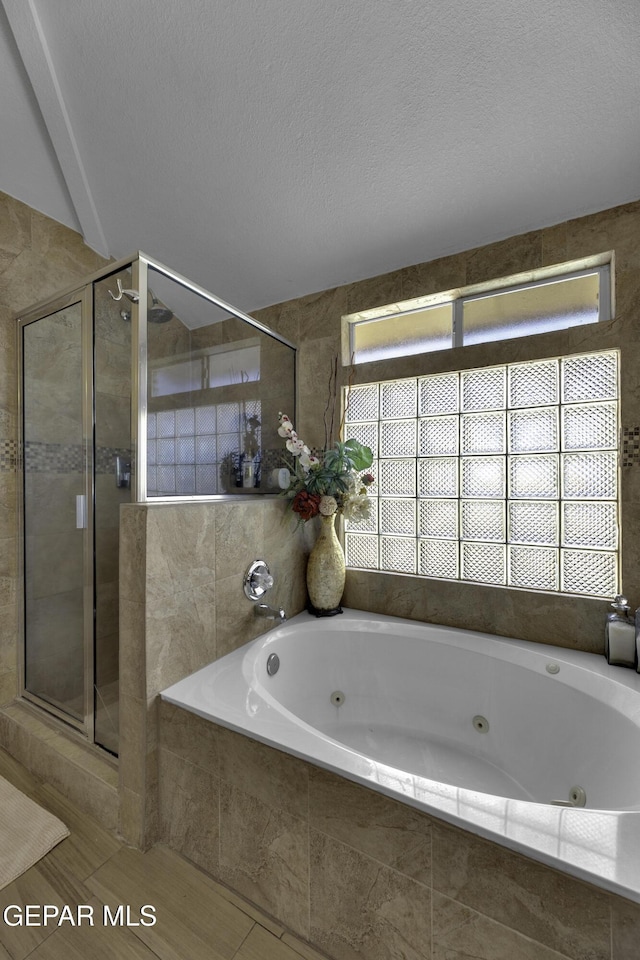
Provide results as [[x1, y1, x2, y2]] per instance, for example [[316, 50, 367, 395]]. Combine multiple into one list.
[[119, 497, 311, 848], [343, 572, 608, 654], [309, 765, 432, 886], [430, 895, 568, 960], [220, 779, 310, 935], [432, 822, 612, 959], [309, 830, 432, 960], [156, 702, 640, 960]]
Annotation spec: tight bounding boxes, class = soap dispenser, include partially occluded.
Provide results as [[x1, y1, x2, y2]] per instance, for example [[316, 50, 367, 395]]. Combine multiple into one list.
[[605, 595, 636, 668]]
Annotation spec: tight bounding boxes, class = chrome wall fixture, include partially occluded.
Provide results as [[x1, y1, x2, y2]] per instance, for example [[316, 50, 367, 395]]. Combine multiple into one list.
[[108, 278, 140, 303], [243, 560, 274, 600]]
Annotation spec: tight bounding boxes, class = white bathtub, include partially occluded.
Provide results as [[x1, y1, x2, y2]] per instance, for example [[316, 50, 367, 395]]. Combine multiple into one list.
[[161, 608, 640, 902]]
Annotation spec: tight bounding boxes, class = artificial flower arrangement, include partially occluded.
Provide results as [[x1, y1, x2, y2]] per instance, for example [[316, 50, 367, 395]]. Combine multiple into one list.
[[277, 413, 374, 522]]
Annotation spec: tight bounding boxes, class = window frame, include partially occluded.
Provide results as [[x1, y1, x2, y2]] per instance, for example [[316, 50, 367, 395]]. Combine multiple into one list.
[[343, 254, 613, 365]]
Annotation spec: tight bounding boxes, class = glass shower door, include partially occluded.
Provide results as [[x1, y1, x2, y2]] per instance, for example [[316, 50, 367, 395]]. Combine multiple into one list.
[[21, 292, 93, 732]]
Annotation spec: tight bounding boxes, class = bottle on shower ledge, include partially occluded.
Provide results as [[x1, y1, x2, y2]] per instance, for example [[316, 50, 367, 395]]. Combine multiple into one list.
[[605, 595, 636, 668]]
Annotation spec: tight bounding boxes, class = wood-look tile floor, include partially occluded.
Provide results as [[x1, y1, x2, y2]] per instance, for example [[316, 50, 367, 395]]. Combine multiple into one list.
[[0, 749, 326, 960]]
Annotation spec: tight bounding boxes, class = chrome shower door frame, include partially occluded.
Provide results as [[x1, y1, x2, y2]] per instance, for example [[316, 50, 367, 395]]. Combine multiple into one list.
[[17, 285, 95, 740]]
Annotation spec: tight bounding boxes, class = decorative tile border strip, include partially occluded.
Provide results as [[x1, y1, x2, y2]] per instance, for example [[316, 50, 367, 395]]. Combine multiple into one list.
[[95, 445, 132, 475], [622, 427, 640, 466], [0, 441, 132, 474], [0, 440, 19, 472], [24, 441, 84, 473], [2, 430, 638, 473]]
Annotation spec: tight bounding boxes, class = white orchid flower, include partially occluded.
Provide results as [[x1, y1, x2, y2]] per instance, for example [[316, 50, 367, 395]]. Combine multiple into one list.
[[278, 417, 295, 438], [286, 436, 308, 456]]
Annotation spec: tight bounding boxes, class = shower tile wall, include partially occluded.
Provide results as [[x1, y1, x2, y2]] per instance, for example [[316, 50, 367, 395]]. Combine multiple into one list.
[[0, 192, 107, 707]]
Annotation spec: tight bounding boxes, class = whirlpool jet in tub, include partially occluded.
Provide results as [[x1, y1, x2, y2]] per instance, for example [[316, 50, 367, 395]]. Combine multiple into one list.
[[161, 608, 640, 901]]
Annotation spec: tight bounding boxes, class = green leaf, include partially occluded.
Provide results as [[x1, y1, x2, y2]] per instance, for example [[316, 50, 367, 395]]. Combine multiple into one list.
[[344, 439, 373, 471]]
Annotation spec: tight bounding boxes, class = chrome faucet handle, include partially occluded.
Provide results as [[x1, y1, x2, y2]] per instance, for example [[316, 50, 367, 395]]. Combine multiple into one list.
[[244, 560, 274, 600], [254, 569, 274, 591]]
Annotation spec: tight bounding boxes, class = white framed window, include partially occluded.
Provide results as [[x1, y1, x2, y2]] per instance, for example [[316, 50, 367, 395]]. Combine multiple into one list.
[[343, 350, 620, 598], [150, 340, 261, 397], [343, 256, 613, 364]]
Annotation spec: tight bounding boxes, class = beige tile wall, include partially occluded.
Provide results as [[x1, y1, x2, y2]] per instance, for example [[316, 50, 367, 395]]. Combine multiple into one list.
[[156, 703, 640, 960], [118, 498, 311, 847], [253, 198, 640, 653]]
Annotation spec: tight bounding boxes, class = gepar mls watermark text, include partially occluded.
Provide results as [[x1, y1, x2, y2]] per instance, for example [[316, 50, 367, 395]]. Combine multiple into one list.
[[3, 904, 157, 927]]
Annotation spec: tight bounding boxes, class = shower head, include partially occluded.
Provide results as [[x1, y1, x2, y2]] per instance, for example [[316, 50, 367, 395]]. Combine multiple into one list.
[[148, 290, 173, 324]]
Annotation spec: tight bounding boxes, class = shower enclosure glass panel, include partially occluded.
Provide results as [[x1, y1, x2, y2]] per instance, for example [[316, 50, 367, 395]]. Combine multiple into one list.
[[93, 269, 133, 753], [22, 296, 91, 727], [143, 265, 296, 498]]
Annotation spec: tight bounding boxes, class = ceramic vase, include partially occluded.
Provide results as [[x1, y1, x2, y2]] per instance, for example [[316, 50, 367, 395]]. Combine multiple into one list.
[[306, 513, 345, 616]]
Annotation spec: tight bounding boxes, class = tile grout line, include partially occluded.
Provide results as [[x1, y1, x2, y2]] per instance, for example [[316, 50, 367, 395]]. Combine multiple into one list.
[[431, 890, 577, 960], [305, 819, 433, 893]]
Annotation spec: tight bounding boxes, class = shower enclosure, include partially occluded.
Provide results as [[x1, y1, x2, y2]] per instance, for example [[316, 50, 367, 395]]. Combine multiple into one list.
[[17, 253, 296, 756]]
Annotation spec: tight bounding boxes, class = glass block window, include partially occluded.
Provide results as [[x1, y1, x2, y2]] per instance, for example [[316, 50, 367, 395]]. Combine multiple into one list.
[[147, 399, 260, 496], [344, 350, 620, 598]]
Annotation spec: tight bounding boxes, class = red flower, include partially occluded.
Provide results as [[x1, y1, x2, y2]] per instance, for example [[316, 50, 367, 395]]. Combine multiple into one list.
[[361, 473, 375, 486], [292, 490, 322, 520]]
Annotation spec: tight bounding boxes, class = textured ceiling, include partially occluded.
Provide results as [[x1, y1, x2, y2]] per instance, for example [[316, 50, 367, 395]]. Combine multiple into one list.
[[1, 0, 639, 312]]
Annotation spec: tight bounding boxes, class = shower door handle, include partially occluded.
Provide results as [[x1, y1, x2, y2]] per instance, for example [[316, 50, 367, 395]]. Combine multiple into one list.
[[76, 494, 87, 529]]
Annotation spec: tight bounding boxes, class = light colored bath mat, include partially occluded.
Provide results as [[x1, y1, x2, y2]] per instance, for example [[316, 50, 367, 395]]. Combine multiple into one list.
[[0, 775, 69, 889]]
